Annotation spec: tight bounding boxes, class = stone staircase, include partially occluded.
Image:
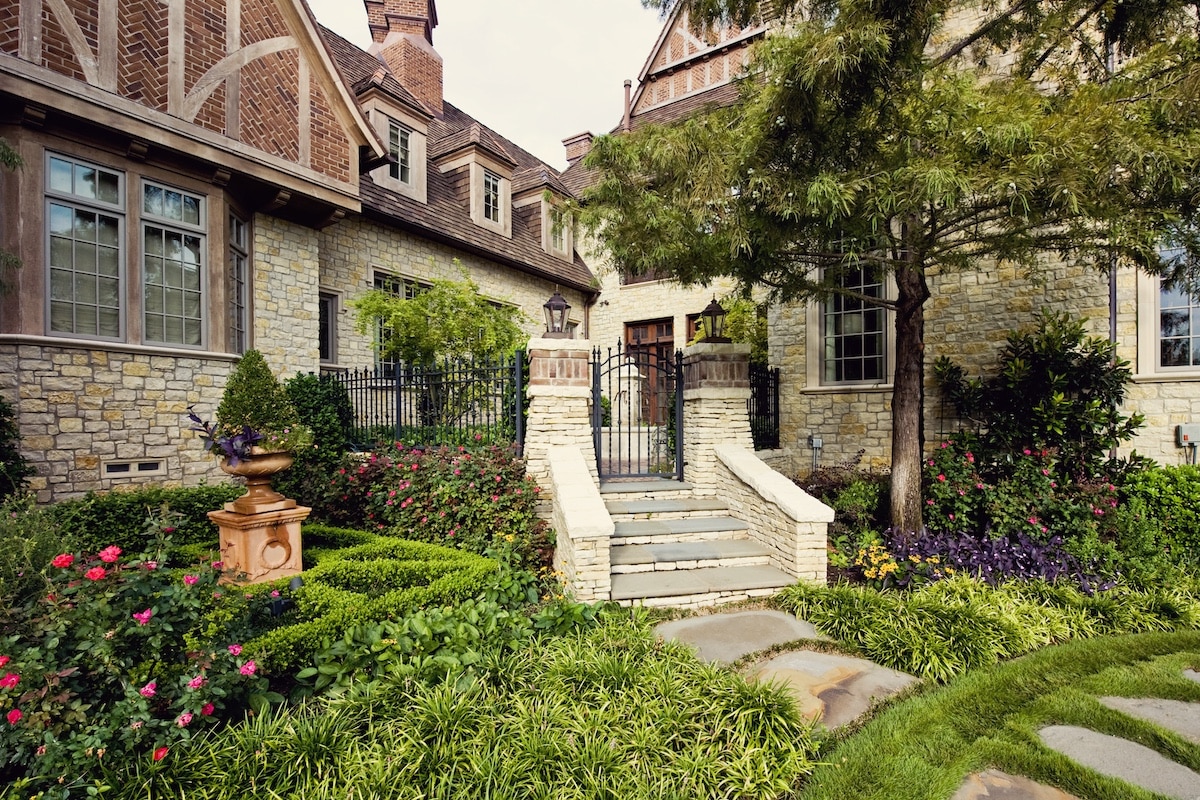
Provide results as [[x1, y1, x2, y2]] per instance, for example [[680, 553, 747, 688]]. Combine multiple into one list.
[[601, 479, 796, 608]]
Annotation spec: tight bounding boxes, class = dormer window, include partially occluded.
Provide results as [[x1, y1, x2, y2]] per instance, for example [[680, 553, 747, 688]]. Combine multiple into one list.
[[388, 120, 412, 184], [550, 207, 566, 252], [483, 170, 501, 223]]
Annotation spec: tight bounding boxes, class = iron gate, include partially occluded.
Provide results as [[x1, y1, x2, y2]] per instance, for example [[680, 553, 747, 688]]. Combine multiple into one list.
[[591, 341, 684, 480]]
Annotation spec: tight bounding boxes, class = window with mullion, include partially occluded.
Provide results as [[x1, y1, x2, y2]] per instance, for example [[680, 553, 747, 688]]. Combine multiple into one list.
[[388, 120, 412, 184], [823, 266, 886, 383], [483, 170, 501, 223], [1160, 280, 1200, 369], [142, 181, 205, 347], [45, 154, 124, 340], [228, 212, 249, 354]]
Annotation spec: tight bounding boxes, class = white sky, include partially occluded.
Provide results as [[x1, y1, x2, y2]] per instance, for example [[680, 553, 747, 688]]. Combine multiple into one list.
[[306, 0, 667, 168]]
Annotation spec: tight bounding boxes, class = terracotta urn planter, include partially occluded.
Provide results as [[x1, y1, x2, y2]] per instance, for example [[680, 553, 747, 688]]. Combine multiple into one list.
[[219, 447, 296, 515]]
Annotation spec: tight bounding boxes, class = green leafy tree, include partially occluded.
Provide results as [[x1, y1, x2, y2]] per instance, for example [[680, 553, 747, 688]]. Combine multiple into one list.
[[584, 0, 1200, 531], [352, 268, 524, 367], [352, 268, 525, 431]]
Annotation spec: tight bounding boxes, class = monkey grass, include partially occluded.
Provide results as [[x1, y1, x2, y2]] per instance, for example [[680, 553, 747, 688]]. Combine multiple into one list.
[[797, 631, 1200, 800]]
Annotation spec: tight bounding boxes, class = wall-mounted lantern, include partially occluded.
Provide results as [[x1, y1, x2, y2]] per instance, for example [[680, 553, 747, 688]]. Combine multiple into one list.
[[699, 297, 731, 343], [543, 290, 572, 338]]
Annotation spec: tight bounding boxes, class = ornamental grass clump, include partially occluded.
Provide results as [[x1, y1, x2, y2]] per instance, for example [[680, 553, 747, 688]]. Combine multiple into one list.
[[0, 521, 281, 793]]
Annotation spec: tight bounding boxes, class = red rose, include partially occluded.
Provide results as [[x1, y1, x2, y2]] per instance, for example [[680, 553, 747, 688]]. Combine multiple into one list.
[[51, 553, 74, 569], [85, 566, 106, 581]]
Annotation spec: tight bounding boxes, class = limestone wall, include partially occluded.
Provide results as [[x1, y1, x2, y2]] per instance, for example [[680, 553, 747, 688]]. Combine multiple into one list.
[[253, 216, 322, 377], [0, 343, 233, 503], [319, 217, 590, 370], [546, 445, 612, 602]]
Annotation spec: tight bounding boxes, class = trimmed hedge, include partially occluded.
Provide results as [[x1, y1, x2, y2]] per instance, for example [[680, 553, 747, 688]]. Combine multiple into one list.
[[1120, 464, 1200, 566], [247, 525, 498, 673], [51, 484, 244, 553]]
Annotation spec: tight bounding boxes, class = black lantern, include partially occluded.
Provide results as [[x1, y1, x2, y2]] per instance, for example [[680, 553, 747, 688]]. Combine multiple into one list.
[[699, 297, 730, 343], [543, 290, 572, 338]]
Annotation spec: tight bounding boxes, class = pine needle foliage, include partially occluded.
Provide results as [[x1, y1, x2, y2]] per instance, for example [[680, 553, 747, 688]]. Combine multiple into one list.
[[584, 0, 1200, 532]]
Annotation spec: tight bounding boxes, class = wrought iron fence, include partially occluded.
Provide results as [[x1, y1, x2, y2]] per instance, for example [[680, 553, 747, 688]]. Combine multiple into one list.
[[328, 351, 526, 451], [748, 363, 780, 450]]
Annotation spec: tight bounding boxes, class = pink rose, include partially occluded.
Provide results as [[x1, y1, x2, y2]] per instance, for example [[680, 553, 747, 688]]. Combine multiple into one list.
[[144, 561, 158, 571], [0, 655, 8, 667], [176, 712, 193, 727], [6, 708, 21, 725], [85, 566, 106, 581], [98, 546, 122, 563], [139, 681, 156, 698], [51, 553, 74, 569], [239, 660, 257, 676], [0, 673, 20, 689], [183, 575, 198, 586], [228, 644, 242, 656], [153, 746, 169, 761], [201, 703, 215, 716], [132, 609, 153, 626], [187, 675, 206, 689]]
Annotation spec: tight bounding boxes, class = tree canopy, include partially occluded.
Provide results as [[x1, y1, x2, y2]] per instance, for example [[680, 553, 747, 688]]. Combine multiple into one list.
[[352, 267, 525, 366], [584, 0, 1200, 531]]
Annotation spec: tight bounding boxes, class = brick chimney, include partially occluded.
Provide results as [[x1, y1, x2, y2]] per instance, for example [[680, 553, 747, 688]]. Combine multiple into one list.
[[563, 132, 594, 165], [364, 0, 443, 116]]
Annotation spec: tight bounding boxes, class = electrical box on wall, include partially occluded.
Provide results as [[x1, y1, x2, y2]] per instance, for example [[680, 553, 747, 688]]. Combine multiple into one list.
[[1177, 424, 1200, 446]]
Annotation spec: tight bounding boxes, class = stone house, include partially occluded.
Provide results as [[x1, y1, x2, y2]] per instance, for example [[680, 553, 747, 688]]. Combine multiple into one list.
[[0, 0, 597, 502], [568, 3, 1200, 476]]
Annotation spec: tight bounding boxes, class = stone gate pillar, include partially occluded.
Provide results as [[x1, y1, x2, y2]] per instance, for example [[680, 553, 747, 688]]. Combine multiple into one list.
[[682, 342, 754, 495], [523, 338, 597, 512]]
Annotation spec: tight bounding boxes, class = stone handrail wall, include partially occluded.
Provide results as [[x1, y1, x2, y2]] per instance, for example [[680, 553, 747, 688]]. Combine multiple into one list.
[[713, 444, 832, 582], [546, 444, 612, 602]]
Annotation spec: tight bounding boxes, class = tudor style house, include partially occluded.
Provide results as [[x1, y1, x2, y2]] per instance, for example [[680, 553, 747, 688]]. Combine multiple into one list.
[[570, 2, 1200, 475], [0, 0, 595, 502]]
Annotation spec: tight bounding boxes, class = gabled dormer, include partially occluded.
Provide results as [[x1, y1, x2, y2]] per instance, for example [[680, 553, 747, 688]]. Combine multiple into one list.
[[513, 167, 575, 261], [355, 67, 432, 203], [431, 123, 516, 237]]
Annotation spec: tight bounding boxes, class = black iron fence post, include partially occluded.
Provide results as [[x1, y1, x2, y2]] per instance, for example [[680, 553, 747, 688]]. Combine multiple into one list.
[[592, 346, 602, 477], [674, 348, 684, 481], [514, 349, 525, 454]]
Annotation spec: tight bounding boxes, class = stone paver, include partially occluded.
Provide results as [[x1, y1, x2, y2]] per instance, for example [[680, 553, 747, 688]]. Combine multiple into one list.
[[1100, 696, 1200, 743], [1039, 725, 1200, 800], [950, 769, 1081, 800], [1185, 668, 1200, 685], [746, 650, 918, 728], [655, 609, 822, 664], [612, 565, 792, 601]]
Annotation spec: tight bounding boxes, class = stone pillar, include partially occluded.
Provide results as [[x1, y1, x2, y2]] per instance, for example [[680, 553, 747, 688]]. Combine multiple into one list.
[[682, 342, 754, 495], [523, 338, 597, 515]]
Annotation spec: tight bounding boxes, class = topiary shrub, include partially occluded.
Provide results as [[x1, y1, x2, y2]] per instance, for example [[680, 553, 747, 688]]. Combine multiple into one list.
[[50, 484, 243, 554], [273, 372, 354, 505], [0, 392, 33, 502], [210, 350, 310, 454]]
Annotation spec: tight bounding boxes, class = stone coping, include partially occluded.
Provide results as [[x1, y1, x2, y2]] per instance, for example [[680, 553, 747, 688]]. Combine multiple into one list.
[[715, 444, 834, 524], [546, 445, 613, 541]]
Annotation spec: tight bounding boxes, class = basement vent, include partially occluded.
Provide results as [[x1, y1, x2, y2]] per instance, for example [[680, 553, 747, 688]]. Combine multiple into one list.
[[103, 459, 166, 479]]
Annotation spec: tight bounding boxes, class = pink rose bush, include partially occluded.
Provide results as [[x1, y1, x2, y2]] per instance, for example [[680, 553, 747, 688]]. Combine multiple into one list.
[[0, 527, 281, 792]]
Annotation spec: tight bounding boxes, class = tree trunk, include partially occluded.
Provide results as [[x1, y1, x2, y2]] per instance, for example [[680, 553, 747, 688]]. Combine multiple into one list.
[[889, 262, 929, 534]]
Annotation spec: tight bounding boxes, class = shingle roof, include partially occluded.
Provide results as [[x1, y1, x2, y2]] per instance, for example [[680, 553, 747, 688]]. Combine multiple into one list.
[[318, 25, 595, 294]]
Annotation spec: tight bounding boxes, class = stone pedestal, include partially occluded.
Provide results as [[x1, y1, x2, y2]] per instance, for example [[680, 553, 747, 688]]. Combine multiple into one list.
[[208, 504, 310, 584], [523, 337, 597, 515]]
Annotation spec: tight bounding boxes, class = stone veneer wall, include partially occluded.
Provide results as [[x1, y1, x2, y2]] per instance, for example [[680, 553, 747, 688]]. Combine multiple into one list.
[[546, 445, 612, 602], [319, 217, 590, 370], [0, 214, 323, 503], [0, 344, 235, 503], [769, 259, 1120, 477], [680, 343, 754, 495], [253, 216, 322, 377]]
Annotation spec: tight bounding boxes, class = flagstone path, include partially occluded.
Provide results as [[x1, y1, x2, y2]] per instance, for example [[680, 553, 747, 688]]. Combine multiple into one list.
[[655, 609, 1200, 800]]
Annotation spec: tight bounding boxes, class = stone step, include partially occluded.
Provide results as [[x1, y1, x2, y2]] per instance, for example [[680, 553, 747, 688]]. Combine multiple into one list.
[[611, 565, 795, 609], [605, 497, 729, 521], [599, 479, 694, 501], [612, 516, 749, 545], [611, 539, 773, 573]]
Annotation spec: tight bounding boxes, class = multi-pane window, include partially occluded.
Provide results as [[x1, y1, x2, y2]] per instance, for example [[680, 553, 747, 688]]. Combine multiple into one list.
[[318, 292, 337, 363], [388, 119, 411, 184], [550, 206, 566, 252], [142, 182, 205, 347], [373, 272, 430, 372], [823, 266, 886, 383], [483, 170, 501, 224], [46, 154, 123, 339], [228, 212, 249, 354], [1160, 277, 1200, 369]]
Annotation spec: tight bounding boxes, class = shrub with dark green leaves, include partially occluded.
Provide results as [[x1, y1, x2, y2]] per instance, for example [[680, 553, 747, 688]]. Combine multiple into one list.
[[246, 529, 499, 674], [0, 393, 32, 503], [50, 484, 243, 554], [318, 443, 550, 568], [1120, 464, 1200, 566], [273, 372, 354, 505]]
